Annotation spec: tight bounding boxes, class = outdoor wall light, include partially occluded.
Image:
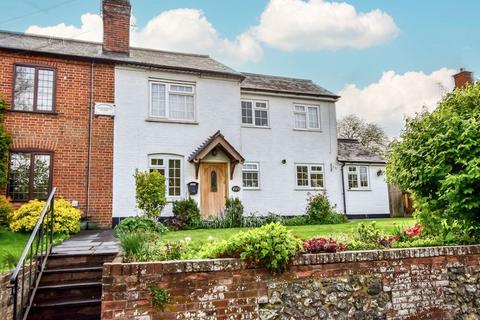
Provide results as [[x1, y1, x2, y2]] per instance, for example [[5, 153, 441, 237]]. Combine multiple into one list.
[[281, 159, 287, 164], [377, 169, 384, 176]]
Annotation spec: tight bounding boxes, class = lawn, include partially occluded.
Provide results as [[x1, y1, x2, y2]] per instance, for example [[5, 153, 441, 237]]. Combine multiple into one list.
[[161, 217, 416, 242], [0, 228, 69, 273]]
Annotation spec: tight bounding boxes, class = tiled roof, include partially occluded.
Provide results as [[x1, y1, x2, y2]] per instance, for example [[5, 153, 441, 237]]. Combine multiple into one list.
[[0, 31, 242, 78], [241, 72, 339, 98], [337, 139, 387, 163]]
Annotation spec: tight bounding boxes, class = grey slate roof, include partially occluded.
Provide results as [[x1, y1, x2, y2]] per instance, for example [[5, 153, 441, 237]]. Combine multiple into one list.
[[241, 72, 339, 98], [0, 31, 242, 78], [337, 139, 387, 164]]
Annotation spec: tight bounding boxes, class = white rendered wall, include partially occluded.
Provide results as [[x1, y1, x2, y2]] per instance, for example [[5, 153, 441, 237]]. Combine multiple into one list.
[[343, 164, 390, 216]]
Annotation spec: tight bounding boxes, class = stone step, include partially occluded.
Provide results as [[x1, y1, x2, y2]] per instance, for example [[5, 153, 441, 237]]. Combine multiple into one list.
[[34, 282, 102, 303], [46, 252, 116, 269], [28, 299, 101, 320], [39, 266, 103, 285]]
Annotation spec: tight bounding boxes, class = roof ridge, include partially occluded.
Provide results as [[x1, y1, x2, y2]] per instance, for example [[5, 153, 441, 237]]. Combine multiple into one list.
[[241, 72, 314, 82], [0, 30, 215, 59]]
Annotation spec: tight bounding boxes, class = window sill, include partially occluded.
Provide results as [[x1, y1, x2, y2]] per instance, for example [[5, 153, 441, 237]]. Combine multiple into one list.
[[241, 125, 271, 129], [6, 109, 58, 116], [243, 187, 261, 191], [146, 117, 198, 125], [347, 188, 372, 192], [293, 128, 322, 132], [294, 188, 325, 191]]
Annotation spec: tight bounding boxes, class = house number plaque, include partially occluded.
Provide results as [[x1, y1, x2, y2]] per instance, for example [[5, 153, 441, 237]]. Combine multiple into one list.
[[231, 186, 241, 192]]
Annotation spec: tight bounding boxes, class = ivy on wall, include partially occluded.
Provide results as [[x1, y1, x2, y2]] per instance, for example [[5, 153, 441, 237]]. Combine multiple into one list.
[[0, 98, 12, 187]]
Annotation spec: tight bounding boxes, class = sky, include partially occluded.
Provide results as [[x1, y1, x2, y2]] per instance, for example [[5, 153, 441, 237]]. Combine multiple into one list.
[[1, 0, 479, 136]]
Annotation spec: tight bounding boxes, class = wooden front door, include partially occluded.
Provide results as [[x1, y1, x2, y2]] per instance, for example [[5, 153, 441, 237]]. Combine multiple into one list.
[[200, 163, 228, 217]]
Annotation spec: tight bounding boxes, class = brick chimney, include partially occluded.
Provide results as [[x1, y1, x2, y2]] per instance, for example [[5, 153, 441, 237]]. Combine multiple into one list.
[[102, 0, 131, 55], [453, 68, 473, 89]]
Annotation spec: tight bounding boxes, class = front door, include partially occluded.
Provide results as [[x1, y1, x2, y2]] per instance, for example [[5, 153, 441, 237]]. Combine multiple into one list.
[[200, 163, 228, 218]]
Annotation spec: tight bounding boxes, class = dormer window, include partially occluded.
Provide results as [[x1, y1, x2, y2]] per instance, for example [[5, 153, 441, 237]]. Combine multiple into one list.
[[149, 81, 195, 121]]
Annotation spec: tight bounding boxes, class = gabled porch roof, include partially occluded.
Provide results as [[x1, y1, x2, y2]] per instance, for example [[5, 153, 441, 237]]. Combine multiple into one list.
[[189, 131, 244, 179]]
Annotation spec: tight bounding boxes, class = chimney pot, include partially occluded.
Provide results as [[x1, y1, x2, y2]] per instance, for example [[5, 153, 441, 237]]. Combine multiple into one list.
[[453, 69, 473, 89], [102, 0, 131, 55]]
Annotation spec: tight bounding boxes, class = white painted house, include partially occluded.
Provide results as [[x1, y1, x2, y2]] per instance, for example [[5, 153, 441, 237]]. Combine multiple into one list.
[[111, 49, 390, 223]]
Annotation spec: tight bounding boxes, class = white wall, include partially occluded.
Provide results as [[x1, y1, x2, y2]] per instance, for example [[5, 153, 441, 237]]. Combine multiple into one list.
[[239, 92, 344, 215], [113, 67, 243, 218], [114, 66, 391, 220], [343, 164, 390, 216]]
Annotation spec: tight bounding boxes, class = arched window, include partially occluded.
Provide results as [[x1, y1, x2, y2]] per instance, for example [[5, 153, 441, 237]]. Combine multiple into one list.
[[211, 170, 217, 192]]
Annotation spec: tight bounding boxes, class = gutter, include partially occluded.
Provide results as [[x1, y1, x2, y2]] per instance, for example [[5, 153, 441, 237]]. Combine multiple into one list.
[[340, 162, 347, 215]]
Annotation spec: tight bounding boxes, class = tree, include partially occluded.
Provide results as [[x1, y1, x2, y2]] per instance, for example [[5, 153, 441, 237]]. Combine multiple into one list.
[[0, 98, 11, 187], [134, 170, 166, 218], [387, 83, 480, 236], [337, 115, 388, 153]]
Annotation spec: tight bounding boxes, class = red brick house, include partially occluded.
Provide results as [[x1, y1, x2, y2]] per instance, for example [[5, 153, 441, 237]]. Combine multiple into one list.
[[0, 0, 133, 228]]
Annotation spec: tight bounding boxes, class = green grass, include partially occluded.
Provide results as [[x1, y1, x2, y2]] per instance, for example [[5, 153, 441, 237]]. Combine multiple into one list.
[[161, 217, 415, 242], [0, 228, 69, 273]]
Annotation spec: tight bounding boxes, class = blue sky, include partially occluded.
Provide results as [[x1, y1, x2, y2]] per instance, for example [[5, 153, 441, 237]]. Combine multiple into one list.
[[1, 0, 478, 135]]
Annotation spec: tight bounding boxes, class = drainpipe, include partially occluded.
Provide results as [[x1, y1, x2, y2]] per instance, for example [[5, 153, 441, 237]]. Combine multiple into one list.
[[340, 162, 347, 215], [85, 60, 95, 229]]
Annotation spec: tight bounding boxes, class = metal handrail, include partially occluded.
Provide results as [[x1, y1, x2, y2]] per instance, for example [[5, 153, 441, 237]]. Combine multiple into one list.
[[9, 187, 56, 320]]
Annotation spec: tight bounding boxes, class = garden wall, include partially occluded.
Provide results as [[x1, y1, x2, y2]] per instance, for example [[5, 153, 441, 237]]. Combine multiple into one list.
[[101, 245, 480, 320], [0, 272, 12, 320]]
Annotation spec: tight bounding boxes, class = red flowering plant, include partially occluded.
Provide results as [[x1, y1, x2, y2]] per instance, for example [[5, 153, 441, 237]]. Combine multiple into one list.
[[303, 237, 347, 253], [405, 223, 424, 239]]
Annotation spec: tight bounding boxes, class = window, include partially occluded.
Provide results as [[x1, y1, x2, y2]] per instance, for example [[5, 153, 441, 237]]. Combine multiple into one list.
[[242, 162, 260, 189], [295, 164, 324, 189], [13, 65, 55, 112], [241, 100, 269, 127], [8, 151, 52, 201], [149, 155, 182, 197], [150, 81, 195, 121], [347, 166, 369, 190], [294, 105, 320, 130]]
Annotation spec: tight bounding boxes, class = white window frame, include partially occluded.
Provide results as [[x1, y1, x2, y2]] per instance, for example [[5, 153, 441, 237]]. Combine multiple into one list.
[[295, 163, 325, 189], [347, 165, 370, 190], [241, 99, 270, 128], [293, 104, 321, 130], [149, 81, 196, 122], [148, 154, 184, 199], [242, 162, 260, 190]]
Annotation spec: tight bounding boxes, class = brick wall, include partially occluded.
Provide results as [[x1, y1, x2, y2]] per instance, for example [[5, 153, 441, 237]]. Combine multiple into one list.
[[102, 245, 480, 320], [0, 50, 115, 228], [0, 272, 12, 320]]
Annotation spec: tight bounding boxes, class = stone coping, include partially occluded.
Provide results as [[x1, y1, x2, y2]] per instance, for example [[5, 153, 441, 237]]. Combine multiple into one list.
[[103, 244, 480, 276]]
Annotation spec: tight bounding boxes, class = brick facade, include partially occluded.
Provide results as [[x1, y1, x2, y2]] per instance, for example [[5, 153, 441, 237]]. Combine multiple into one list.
[[0, 49, 115, 228], [102, 245, 480, 320]]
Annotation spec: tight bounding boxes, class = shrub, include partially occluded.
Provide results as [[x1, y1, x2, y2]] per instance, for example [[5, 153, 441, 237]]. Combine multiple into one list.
[[114, 216, 168, 237], [134, 170, 166, 218], [283, 215, 308, 226], [0, 195, 13, 228], [306, 192, 348, 224], [203, 223, 302, 272], [10, 198, 81, 234], [223, 198, 243, 227], [118, 231, 150, 262], [303, 237, 346, 253], [387, 83, 480, 238], [172, 197, 201, 229], [352, 222, 397, 249]]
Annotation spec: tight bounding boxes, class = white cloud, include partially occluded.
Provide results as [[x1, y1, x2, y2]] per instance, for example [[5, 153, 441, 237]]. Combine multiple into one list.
[[26, 10, 263, 66], [337, 68, 456, 136], [252, 0, 399, 51]]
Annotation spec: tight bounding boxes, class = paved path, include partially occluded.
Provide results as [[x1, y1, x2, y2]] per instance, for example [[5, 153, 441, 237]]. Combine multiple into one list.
[[52, 230, 119, 255]]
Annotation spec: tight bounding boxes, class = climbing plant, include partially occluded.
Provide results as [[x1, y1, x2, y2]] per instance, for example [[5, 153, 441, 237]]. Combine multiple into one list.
[[0, 98, 11, 187]]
